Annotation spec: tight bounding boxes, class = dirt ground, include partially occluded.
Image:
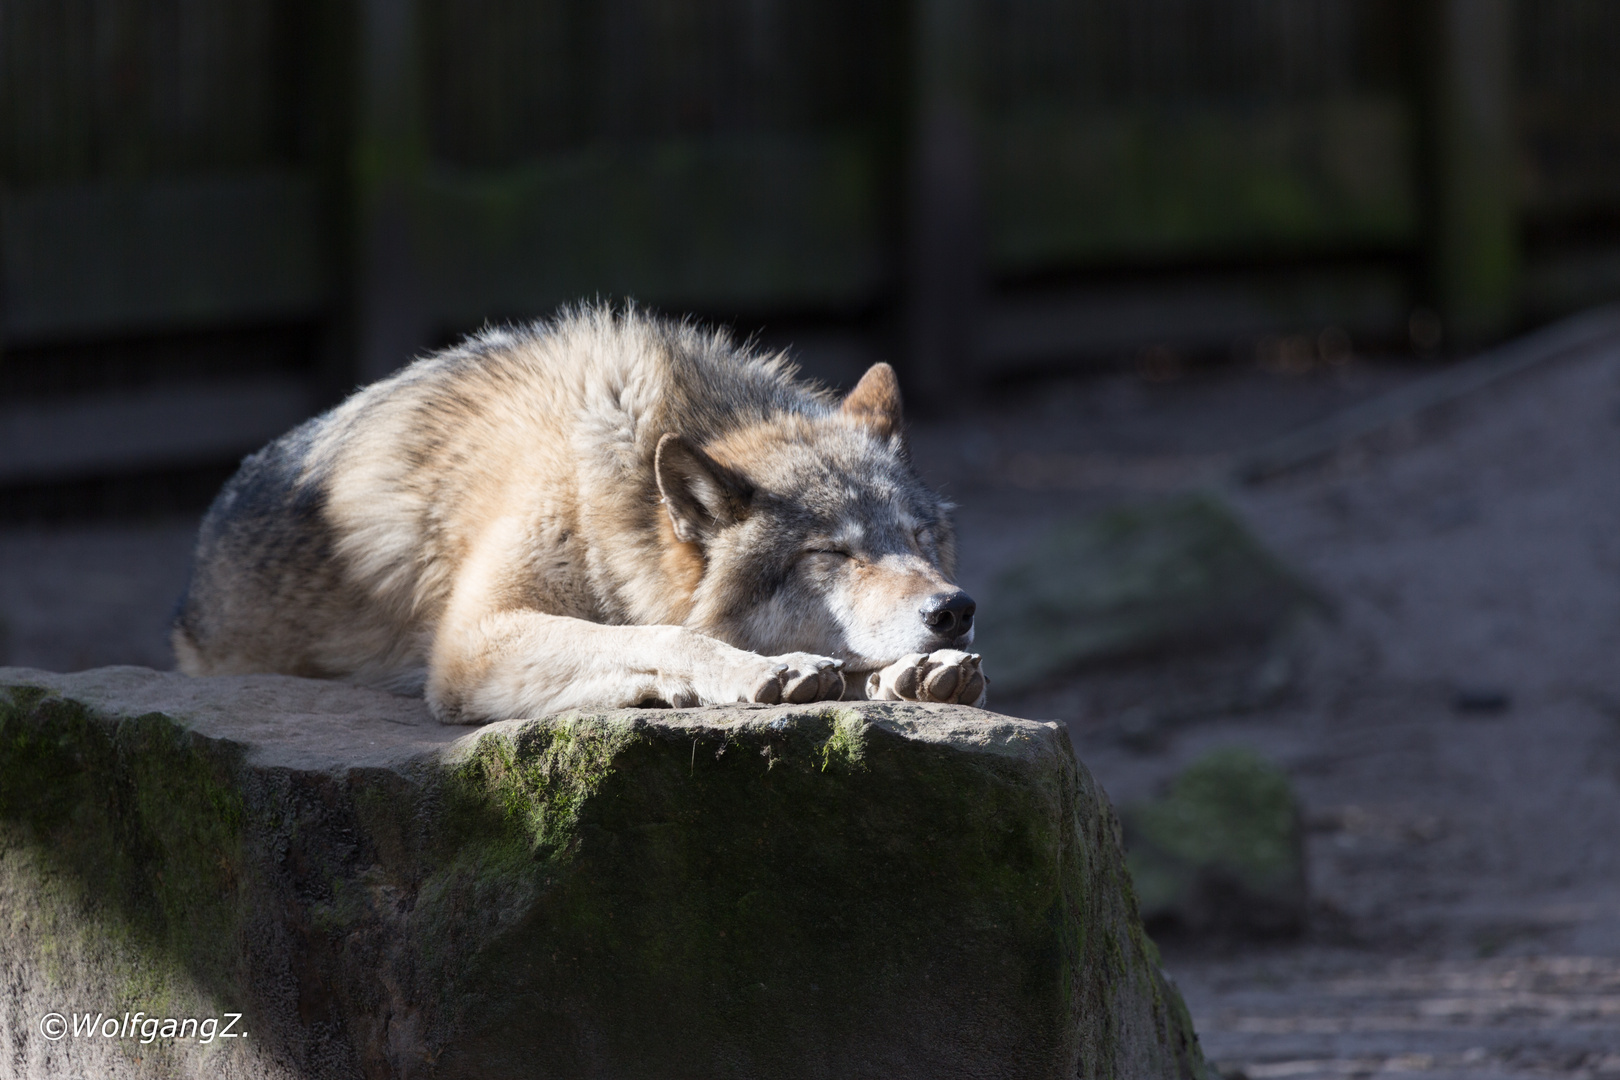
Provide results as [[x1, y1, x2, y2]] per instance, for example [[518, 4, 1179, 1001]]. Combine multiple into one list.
[[3, 339, 1618, 1077]]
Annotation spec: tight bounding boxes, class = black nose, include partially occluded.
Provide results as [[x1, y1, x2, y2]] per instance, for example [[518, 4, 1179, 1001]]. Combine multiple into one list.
[[921, 591, 975, 639]]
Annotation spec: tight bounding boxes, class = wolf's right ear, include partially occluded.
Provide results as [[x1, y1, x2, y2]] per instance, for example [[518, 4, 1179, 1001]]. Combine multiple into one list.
[[655, 433, 752, 544], [840, 362, 903, 440]]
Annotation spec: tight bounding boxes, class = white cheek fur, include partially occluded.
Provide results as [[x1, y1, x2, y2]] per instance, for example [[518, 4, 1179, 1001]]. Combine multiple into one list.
[[826, 581, 950, 669]]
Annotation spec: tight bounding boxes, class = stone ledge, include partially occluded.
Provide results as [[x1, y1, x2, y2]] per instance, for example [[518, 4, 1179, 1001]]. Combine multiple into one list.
[[1, 666, 1209, 1079]]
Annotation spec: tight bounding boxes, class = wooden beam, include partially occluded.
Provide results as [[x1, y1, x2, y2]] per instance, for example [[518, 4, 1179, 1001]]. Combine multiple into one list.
[[982, 268, 1411, 368], [415, 135, 886, 327], [984, 97, 1419, 273], [0, 376, 317, 484], [0, 174, 328, 344]]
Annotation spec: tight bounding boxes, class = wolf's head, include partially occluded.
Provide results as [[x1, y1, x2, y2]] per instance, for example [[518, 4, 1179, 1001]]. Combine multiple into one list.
[[656, 362, 974, 675]]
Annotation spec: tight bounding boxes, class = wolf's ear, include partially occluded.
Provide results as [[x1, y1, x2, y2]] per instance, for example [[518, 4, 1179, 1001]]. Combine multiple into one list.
[[655, 433, 752, 544], [840, 362, 903, 439]]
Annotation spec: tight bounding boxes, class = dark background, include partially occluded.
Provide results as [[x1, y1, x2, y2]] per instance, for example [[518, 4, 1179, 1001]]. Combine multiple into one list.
[[2, 0, 1619, 517]]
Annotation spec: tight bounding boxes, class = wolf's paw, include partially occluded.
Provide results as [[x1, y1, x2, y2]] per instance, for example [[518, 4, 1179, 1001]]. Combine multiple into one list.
[[866, 650, 987, 708], [748, 653, 847, 705]]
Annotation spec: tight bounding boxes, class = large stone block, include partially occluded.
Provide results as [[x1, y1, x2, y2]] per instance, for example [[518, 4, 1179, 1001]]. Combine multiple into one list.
[[0, 666, 1208, 1079], [977, 494, 1325, 695]]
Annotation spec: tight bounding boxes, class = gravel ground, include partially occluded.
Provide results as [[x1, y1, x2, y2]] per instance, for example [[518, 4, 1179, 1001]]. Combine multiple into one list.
[[3, 339, 1618, 1077]]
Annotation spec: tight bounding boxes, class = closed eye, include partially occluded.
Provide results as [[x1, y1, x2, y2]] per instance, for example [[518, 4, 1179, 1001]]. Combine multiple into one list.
[[804, 546, 850, 558]]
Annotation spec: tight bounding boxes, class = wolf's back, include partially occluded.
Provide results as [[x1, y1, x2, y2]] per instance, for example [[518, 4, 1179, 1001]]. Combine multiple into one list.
[[170, 305, 820, 687]]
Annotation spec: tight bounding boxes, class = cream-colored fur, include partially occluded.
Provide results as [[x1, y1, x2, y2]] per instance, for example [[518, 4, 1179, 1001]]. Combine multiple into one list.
[[174, 305, 986, 722]]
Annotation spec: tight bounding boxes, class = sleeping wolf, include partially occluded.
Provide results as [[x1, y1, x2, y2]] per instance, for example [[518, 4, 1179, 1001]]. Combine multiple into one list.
[[172, 305, 987, 723]]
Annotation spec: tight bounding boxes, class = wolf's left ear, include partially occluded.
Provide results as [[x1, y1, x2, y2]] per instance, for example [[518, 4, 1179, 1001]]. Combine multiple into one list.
[[841, 362, 903, 440], [655, 433, 753, 544]]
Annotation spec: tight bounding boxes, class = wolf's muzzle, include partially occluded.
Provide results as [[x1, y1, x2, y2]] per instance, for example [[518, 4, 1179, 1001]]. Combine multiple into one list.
[[921, 590, 976, 642]]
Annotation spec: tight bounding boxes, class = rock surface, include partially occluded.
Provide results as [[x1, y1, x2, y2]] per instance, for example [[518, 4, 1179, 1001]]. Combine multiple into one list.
[[0, 666, 1208, 1080]]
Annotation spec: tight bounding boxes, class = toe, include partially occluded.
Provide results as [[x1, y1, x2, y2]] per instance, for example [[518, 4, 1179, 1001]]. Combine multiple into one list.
[[958, 669, 986, 706], [923, 662, 960, 702], [752, 664, 788, 705], [892, 661, 923, 699], [817, 661, 845, 700], [783, 670, 821, 704]]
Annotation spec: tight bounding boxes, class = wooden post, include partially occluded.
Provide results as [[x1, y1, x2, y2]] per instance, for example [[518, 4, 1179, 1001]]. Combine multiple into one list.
[[352, 0, 432, 384], [902, 0, 985, 409], [1428, 0, 1519, 346]]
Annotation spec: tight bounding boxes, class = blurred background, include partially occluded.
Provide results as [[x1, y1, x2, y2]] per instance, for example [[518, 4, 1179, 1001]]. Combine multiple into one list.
[[4, 2, 1620, 1077], [3, 0, 1620, 510]]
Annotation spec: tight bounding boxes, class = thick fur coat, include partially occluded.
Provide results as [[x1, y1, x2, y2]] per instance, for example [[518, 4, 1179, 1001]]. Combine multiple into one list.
[[174, 306, 986, 722]]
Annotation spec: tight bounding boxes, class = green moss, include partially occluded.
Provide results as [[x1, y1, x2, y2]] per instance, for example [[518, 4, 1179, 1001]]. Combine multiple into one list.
[[447, 714, 643, 860], [818, 708, 867, 771]]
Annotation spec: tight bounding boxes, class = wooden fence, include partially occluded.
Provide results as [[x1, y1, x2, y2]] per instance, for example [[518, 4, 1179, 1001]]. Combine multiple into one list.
[[2, 0, 1619, 489]]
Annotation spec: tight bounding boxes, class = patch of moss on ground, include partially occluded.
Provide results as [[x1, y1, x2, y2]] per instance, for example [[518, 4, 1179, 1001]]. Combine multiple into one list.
[[1125, 746, 1305, 937]]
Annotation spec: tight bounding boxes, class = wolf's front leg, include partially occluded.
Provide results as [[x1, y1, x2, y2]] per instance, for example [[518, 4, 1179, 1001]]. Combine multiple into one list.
[[427, 611, 844, 723], [865, 650, 987, 708]]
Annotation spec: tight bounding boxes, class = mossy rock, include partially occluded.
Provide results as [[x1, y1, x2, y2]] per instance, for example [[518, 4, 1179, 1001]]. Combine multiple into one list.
[[1123, 748, 1306, 937], [977, 494, 1325, 693], [1, 666, 1210, 1079]]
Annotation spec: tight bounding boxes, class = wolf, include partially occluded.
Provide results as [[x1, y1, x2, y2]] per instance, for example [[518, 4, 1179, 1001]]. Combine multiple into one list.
[[172, 305, 987, 723]]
